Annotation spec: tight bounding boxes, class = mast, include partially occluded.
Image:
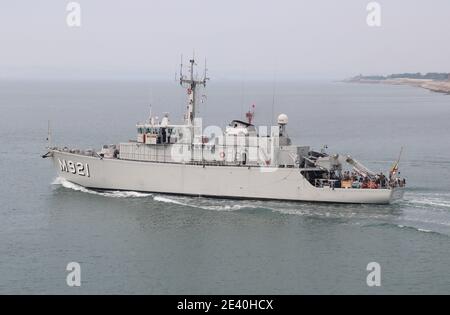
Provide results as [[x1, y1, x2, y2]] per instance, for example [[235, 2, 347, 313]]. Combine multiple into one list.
[[179, 55, 209, 125]]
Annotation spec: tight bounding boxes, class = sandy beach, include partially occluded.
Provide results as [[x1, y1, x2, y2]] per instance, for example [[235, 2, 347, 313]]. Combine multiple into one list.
[[350, 78, 450, 94]]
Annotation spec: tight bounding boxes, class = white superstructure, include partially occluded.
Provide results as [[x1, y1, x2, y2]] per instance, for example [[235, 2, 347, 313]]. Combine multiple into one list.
[[43, 57, 405, 204]]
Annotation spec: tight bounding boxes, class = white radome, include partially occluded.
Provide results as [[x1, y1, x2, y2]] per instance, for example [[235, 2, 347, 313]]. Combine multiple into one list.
[[277, 113, 288, 125]]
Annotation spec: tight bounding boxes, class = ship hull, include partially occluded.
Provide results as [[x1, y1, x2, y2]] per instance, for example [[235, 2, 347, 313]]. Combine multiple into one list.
[[50, 150, 401, 204]]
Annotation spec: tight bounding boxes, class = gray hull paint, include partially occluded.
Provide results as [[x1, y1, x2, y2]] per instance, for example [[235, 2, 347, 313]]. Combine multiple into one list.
[[51, 150, 402, 204]]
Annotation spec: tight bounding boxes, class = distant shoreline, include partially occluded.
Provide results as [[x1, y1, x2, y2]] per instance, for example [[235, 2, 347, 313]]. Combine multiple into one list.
[[345, 73, 450, 95]]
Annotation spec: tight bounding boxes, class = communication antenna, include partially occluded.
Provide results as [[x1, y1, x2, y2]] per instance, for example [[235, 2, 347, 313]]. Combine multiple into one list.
[[240, 81, 244, 118], [46, 120, 52, 148], [148, 104, 153, 123], [271, 79, 276, 126], [179, 54, 184, 83], [203, 57, 209, 82], [390, 146, 404, 176]]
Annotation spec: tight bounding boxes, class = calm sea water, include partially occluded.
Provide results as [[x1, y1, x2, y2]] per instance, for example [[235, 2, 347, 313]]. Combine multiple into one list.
[[0, 80, 449, 294]]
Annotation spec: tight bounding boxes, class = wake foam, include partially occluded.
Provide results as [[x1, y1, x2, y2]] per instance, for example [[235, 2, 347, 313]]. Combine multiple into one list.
[[407, 198, 450, 209], [153, 195, 260, 211], [403, 192, 450, 210], [52, 177, 260, 210], [153, 195, 189, 206], [52, 177, 152, 198], [397, 225, 435, 234]]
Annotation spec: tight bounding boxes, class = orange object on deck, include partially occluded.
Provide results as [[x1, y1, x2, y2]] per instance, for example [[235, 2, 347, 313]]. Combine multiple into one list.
[[341, 180, 352, 189]]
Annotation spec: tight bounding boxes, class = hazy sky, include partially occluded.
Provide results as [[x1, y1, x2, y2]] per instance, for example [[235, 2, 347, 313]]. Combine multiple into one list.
[[1, 0, 449, 80]]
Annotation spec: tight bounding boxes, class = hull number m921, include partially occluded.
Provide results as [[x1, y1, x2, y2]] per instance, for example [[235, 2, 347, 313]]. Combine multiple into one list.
[[59, 159, 90, 177]]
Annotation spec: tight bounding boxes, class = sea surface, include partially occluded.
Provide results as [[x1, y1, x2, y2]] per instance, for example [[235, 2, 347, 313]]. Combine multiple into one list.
[[0, 80, 449, 294]]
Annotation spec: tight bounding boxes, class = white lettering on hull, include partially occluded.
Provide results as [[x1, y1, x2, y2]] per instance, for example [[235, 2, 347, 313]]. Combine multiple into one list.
[[68, 161, 76, 174], [59, 159, 68, 172], [58, 159, 90, 177]]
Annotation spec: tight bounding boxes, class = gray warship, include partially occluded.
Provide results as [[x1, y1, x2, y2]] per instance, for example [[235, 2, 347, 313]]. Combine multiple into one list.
[[43, 57, 405, 204]]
